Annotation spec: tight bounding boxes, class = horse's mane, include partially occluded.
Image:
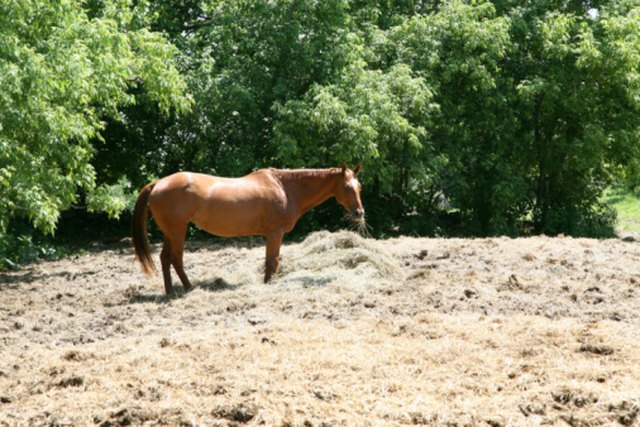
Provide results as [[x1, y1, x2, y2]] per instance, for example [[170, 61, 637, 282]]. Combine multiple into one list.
[[270, 168, 341, 180]]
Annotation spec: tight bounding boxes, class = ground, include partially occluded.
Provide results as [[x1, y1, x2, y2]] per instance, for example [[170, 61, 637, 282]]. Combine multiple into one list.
[[1, 231, 639, 426]]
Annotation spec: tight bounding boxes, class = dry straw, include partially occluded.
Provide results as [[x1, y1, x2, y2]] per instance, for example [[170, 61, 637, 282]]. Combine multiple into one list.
[[2, 232, 640, 425], [276, 230, 404, 287]]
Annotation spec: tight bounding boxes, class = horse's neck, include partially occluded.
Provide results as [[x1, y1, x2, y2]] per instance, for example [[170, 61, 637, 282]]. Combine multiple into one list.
[[279, 171, 338, 215]]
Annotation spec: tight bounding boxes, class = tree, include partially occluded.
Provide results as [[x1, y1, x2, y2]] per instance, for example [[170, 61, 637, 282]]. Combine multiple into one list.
[[132, 0, 640, 237], [8, 0, 637, 252], [506, 0, 640, 235], [0, 0, 191, 239], [273, 63, 442, 232], [387, 0, 640, 236], [392, 1, 519, 234], [159, 0, 356, 178]]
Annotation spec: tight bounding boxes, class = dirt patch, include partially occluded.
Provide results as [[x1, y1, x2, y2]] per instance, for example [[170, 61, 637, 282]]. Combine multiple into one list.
[[1, 231, 639, 425]]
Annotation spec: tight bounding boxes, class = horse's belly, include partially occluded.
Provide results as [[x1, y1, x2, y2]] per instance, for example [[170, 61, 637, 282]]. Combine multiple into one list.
[[191, 200, 279, 237], [188, 176, 289, 237]]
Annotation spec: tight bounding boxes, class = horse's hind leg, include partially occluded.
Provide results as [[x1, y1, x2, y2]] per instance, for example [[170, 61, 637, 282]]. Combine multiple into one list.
[[171, 246, 192, 293], [155, 217, 192, 294], [160, 240, 173, 294], [166, 225, 193, 292]]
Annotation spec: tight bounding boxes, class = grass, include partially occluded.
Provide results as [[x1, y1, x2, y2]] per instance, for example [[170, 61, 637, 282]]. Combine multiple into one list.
[[602, 187, 640, 234]]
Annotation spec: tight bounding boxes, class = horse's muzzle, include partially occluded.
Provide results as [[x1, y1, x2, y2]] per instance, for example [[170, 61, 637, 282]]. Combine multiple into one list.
[[352, 208, 365, 219]]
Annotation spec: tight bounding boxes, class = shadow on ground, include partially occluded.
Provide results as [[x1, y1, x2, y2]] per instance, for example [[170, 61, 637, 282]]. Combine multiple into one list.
[[120, 277, 240, 305]]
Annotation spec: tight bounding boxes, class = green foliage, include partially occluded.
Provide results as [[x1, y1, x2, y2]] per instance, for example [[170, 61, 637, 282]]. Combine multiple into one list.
[[186, 0, 356, 173], [391, 1, 529, 234], [86, 176, 136, 219], [509, 2, 638, 236], [275, 64, 438, 183], [88, 0, 637, 238], [273, 63, 444, 231], [0, 223, 74, 270], [4, 0, 640, 264], [0, 0, 190, 238]]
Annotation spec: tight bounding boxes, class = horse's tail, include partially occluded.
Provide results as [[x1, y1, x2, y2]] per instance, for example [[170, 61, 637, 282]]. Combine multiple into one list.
[[132, 181, 156, 276]]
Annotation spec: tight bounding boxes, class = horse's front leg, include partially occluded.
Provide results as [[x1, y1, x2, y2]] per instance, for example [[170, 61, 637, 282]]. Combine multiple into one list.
[[264, 229, 284, 283]]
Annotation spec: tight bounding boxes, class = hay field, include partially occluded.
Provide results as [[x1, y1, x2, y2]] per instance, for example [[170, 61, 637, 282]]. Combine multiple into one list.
[[1, 231, 639, 426]]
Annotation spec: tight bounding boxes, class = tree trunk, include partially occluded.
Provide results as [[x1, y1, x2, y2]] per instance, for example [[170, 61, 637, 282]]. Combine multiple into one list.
[[533, 93, 548, 234]]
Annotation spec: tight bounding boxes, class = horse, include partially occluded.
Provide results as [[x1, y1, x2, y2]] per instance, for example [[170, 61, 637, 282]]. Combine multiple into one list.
[[132, 163, 364, 294]]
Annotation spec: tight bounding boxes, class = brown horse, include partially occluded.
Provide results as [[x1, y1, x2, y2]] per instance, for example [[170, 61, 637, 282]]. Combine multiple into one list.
[[132, 164, 364, 294]]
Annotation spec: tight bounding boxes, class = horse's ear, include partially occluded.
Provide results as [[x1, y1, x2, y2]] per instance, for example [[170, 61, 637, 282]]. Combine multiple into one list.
[[353, 163, 361, 176], [341, 163, 347, 174]]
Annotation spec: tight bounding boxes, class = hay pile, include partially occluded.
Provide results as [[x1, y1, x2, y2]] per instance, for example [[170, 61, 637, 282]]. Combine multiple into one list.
[[275, 230, 404, 287]]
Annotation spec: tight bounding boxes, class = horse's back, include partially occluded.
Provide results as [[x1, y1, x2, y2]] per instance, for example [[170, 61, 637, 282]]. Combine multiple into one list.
[[188, 169, 288, 237]]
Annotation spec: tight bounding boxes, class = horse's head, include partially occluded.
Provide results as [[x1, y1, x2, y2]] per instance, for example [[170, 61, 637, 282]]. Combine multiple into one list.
[[335, 163, 365, 225]]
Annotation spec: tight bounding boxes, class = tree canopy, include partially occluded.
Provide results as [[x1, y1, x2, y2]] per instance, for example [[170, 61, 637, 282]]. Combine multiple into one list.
[[0, 0, 190, 236], [2, 0, 640, 263]]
